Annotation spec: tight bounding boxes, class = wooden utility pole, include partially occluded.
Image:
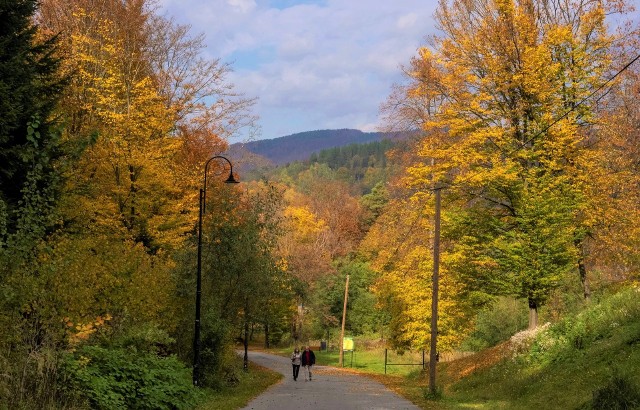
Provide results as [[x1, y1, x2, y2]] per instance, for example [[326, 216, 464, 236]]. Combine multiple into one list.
[[429, 187, 441, 395], [339, 274, 350, 367]]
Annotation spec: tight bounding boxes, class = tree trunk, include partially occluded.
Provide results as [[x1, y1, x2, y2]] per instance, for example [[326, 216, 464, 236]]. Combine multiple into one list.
[[575, 239, 591, 301], [528, 298, 538, 330], [293, 301, 304, 342], [243, 298, 249, 371], [578, 259, 591, 301], [292, 317, 298, 342], [243, 319, 249, 371], [264, 322, 270, 349]]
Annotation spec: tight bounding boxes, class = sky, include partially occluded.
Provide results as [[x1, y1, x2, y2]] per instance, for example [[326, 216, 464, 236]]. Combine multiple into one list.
[[157, 0, 439, 142], [157, 0, 640, 143]]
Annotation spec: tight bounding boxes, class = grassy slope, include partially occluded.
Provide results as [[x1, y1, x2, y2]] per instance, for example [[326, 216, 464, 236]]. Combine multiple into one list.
[[406, 286, 640, 409]]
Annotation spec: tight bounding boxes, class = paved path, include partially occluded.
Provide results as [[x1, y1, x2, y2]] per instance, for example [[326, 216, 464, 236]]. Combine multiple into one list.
[[241, 351, 419, 410]]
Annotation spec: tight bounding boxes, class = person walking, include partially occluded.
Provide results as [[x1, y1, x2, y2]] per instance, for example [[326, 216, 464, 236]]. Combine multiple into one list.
[[291, 347, 301, 381], [301, 345, 316, 381]]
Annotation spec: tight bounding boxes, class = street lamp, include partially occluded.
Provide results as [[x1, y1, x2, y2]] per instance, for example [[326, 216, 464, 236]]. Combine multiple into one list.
[[193, 155, 239, 387]]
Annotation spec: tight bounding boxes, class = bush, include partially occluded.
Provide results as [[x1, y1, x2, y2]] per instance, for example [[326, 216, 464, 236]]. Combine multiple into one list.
[[461, 297, 529, 351], [61, 345, 200, 410], [590, 373, 640, 410]]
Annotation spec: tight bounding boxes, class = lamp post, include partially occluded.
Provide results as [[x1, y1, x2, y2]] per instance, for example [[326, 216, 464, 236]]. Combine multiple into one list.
[[193, 155, 239, 387]]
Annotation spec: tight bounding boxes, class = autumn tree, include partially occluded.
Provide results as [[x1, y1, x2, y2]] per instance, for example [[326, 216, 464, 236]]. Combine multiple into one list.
[[38, 0, 257, 239], [1, 0, 258, 404], [145, 13, 258, 172], [584, 40, 640, 285], [280, 188, 333, 283], [31, 4, 183, 341], [389, 0, 634, 329], [33, 0, 258, 336], [360, 191, 476, 351]]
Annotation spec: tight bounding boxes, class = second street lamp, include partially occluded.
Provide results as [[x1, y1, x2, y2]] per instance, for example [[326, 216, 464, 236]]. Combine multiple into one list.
[[193, 155, 239, 387]]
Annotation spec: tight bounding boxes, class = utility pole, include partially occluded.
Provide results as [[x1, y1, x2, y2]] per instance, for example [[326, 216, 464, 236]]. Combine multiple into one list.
[[429, 187, 441, 395], [339, 274, 350, 367]]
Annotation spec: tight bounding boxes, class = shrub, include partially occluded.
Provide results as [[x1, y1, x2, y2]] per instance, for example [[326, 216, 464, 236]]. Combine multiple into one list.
[[61, 345, 200, 410], [461, 297, 529, 351], [590, 373, 640, 410]]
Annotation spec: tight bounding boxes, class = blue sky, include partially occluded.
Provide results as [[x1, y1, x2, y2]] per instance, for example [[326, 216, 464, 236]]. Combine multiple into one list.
[[157, 0, 639, 143], [157, 0, 439, 142]]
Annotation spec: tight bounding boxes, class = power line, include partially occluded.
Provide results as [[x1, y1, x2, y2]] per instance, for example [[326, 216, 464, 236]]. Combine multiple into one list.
[[513, 52, 640, 152], [425, 52, 640, 193]]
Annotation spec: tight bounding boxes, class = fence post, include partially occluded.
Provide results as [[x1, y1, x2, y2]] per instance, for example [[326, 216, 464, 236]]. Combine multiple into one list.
[[384, 349, 387, 374], [422, 350, 425, 370]]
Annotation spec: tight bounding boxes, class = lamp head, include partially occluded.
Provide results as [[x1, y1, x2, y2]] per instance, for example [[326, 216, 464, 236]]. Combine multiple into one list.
[[224, 173, 240, 184]]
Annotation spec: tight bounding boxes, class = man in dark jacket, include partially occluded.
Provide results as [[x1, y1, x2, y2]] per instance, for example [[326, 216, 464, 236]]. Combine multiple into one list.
[[301, 345, 316, 381]]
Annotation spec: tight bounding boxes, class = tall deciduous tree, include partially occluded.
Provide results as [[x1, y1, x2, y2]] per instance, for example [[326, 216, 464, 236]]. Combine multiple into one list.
[[176, 181, 293, 383], [390, 0, 633, 328], [360, 191, 475, 351], [38, 0, 257, 247], [588, 59, 640, 283], [33, 4, 185, 337]]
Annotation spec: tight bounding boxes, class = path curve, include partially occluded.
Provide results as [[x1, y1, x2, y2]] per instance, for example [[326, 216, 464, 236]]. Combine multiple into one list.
[[241, 350, 419, 410]]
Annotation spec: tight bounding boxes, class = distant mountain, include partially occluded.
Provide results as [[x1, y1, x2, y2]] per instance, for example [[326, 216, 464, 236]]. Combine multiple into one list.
[[227, 129, 404, 171]]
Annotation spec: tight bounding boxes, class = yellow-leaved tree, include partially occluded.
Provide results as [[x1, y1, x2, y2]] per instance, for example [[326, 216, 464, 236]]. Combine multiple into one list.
[[385, 0, 635, 330], [360, 191, 475, 351], [42, 6, 182, 333], [35, 0, 258, 340]]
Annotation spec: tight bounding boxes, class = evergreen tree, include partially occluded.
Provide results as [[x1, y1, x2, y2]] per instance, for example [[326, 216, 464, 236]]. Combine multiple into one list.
[[0, 1, 67, 406], [0, 0, 66, 242]]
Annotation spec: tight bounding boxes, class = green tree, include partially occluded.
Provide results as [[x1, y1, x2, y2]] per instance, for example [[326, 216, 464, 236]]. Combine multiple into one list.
[[174, 181, 294, 385], [308, 258, 386, 339], [392, 0, 630, 328], [0, 1, 69, 406], [360, 181, 389, 227], [0, 0, 66, 243]]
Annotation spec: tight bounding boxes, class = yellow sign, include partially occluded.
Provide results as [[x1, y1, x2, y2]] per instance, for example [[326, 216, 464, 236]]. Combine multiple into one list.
[[343, 337, 354, 351]]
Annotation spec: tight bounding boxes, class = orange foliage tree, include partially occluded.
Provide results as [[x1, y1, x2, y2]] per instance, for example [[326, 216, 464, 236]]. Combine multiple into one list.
[[381, 0, 637, 332]]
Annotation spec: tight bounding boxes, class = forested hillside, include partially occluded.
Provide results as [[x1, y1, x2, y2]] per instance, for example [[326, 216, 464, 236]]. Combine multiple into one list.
[[228, 128, 407, 167], [247, 138, 399, 193], [1, 0, 639, 409]]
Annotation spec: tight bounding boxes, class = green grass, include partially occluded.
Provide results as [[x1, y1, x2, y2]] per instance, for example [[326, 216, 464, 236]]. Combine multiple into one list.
[[443, 323, 640, 409], [197, 357, 282, 410], [269, 287, 640, 410], [438, 286, 640, 409], [271, 344, 428, 376]]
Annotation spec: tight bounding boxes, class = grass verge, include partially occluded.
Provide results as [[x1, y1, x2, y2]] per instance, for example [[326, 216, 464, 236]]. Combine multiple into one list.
[[197, 358, 282, 410]]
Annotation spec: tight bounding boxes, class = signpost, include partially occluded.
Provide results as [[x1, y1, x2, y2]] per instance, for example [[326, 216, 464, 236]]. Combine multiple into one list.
[[342, 337, 354, 367]]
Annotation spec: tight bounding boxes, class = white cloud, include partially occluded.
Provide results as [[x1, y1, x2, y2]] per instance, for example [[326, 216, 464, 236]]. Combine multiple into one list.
[[227, 0, 257, 13], [397, 12, 419, 30], [158, 0, 439, 141]]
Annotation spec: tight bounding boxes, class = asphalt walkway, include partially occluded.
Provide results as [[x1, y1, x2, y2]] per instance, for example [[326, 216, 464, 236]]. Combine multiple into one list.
[[241, 350, 419, 410]]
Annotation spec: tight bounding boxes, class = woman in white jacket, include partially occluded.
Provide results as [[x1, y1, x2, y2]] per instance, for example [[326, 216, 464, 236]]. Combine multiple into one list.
[[291, 347, 302, 381]]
